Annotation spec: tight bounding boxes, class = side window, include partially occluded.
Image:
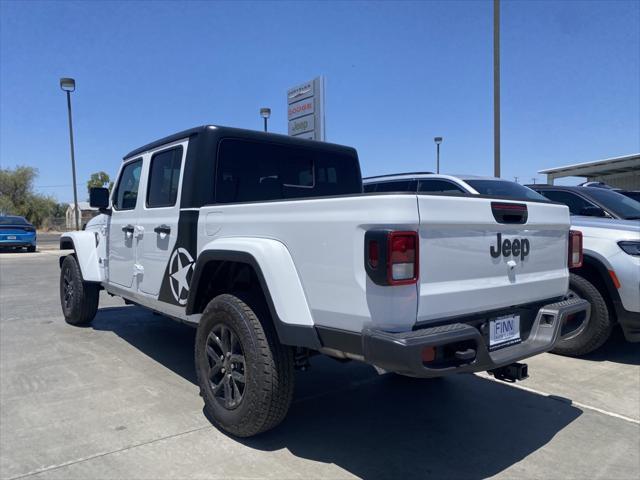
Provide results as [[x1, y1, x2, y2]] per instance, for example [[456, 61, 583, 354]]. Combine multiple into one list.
[[215, 139, 360, 203], [147, 146, 183, 208], [363, 183, 377, 193], [374, 180, 417, 192], [539, 190, 594, 215], [418, 179, 466, 194], [113, 159, 143, 210]]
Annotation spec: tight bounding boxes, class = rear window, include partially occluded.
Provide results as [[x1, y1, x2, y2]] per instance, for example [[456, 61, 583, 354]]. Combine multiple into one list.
[[215, 139, 361, 203], [584, 188, 640, 220], [465, 180, 548, 202], [0, 216, 29, 225]]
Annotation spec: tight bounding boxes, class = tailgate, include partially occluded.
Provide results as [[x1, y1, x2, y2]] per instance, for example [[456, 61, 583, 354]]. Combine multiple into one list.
[[416, 195, 570, 324]]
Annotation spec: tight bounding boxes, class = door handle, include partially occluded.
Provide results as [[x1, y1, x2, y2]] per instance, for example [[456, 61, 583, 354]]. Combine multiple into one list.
[[122, 224, 135, 234], [154, 225, 171, 235]]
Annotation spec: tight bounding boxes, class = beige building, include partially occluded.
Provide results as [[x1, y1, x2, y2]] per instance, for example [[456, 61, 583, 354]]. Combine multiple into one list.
[[539, 153, 640, 190], [65, 202, 99, 230]]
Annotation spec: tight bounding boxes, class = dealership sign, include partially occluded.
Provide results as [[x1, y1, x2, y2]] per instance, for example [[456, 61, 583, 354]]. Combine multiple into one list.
[[287, 76, 325, 141]]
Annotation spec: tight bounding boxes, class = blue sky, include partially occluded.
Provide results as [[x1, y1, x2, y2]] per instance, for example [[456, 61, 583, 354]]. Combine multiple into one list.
[[1, 0, 638, 202]]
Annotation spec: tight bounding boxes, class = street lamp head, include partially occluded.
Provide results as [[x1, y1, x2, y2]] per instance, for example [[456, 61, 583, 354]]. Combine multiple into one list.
[[259, 107, 271, 119], [434, 136, 443, 145], [60, 77, 76, 92]]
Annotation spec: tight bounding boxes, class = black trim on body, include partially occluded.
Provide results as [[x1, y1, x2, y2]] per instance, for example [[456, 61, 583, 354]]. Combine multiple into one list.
[[186, 250, 321, 350], [315, 326, 364, 356]]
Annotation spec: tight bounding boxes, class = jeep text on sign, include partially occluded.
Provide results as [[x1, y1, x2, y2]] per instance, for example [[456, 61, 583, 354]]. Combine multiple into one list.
[[288, 114, 315, 135]]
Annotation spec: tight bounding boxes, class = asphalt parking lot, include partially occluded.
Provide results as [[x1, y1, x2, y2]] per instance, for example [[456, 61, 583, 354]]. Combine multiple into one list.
[[1, 251, 638, 480]]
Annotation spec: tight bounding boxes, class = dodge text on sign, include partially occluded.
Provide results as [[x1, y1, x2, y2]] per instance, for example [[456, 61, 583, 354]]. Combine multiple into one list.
[[288, 98, 314, 121]]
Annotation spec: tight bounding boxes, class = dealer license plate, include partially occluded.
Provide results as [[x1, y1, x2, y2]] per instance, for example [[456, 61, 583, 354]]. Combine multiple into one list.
[[7, 236, 16, 240], [489, 314, 521, 350]]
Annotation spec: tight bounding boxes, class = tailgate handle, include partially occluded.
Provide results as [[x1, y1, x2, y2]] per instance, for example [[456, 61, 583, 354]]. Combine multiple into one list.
[[491, 202, 528, 224]]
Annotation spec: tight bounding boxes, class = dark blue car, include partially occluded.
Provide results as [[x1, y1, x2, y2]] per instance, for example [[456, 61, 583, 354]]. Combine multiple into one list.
[[0, 215, 37, 252]]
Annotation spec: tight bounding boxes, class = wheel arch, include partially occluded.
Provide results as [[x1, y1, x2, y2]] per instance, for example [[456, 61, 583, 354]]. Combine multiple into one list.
[[186, 238, 320, 349], [58, 232, 103, 282], [571, 252, 621, 323]]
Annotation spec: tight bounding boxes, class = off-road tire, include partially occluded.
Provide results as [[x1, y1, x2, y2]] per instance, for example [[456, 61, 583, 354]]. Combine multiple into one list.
[[60, 255, 99, 326], [195, 294, 294, 437], [552, 273, 613, 356]]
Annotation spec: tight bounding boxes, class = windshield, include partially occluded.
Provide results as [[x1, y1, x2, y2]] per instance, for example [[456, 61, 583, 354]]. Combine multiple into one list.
[[584, 188, 640, 220], [464, 180, 549, 202], [0, 216, 29, 225]]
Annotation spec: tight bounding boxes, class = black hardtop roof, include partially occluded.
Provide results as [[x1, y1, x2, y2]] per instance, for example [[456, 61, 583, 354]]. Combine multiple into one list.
[[124, 125, 356, 160]]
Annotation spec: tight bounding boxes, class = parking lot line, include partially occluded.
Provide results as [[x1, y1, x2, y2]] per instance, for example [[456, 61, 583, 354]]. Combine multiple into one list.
[[478, 373, 640, 425], [6, 424, 215, 480]]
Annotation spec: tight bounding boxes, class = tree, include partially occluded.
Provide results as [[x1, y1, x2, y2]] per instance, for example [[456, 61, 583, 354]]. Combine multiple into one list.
[[87, 171, 113, 196], [0, 165, 57, 228]]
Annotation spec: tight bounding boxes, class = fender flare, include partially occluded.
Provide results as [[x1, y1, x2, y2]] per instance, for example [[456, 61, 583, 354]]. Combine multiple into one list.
[[575, 251, 623, 317], [186, 237, 321, 349], [59, 232, 103, 283]]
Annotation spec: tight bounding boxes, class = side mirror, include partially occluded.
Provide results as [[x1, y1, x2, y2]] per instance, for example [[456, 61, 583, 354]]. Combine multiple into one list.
[[89, 187, 110, 213], [579, 205, 607, 217]]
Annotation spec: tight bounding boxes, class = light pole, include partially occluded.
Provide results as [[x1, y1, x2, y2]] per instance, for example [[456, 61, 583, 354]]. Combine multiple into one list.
[[493, 0, 501, 178], [434, 137, 443, 174], [60, 77, 80, 231], [260, 107, 271, 132]]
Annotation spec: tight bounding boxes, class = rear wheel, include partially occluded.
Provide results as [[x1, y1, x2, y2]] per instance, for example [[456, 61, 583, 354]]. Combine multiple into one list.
[[27, 245, 36, 252], [552, 273, 613, 356], [195, 294, 294, 437], [60, 255, 99, 326]]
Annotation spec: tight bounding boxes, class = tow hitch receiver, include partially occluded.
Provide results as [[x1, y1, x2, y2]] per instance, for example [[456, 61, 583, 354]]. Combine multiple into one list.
[[489, 362, 529, 383]]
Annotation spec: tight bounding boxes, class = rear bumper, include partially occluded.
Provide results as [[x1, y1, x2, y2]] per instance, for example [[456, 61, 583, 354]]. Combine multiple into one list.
[[0, 238, 36, 248], [361, 297, 590, 377]]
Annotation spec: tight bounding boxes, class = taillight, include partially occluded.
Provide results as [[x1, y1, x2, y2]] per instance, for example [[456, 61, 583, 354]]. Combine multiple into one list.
[[568, 230, 583, 268], [365, 230, 419, 286], [388, 231, 418, 284]]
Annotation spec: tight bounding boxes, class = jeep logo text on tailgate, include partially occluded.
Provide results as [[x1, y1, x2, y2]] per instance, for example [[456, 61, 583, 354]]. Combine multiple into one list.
[[490, 233, 530, 260]]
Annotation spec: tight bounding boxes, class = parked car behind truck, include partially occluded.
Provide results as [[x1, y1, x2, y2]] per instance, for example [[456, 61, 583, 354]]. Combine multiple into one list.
[[530, 185, 640, 354], [59, 126, 589, 437]]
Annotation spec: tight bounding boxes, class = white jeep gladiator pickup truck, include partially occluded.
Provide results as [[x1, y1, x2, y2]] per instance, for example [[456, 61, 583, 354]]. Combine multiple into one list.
[[59, 125, 589, 437]]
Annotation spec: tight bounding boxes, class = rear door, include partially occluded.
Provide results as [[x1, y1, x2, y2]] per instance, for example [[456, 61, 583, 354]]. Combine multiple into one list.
[[136, 141, 187, 297], [108, 158, 143, 288], [416, 195, 570, 323]]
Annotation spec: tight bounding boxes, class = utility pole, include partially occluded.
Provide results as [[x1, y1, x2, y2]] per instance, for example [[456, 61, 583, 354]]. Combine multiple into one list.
[[493, 0, 501, 178], [514, 176, 519, 183]]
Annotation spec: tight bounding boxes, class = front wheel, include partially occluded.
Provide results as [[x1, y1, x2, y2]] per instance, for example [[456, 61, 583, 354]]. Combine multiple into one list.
[[60, 255, 99, 326], [195, 294, 294, 437]]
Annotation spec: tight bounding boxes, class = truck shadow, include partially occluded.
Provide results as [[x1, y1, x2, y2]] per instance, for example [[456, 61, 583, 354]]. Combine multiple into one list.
[[93, 305, 583, 480], [574, 328, 640, 366]]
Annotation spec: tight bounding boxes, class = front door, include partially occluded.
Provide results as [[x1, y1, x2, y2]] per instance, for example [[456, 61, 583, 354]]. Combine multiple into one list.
[[108, 158, 143, 288], [136, 142, 187, 298]]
